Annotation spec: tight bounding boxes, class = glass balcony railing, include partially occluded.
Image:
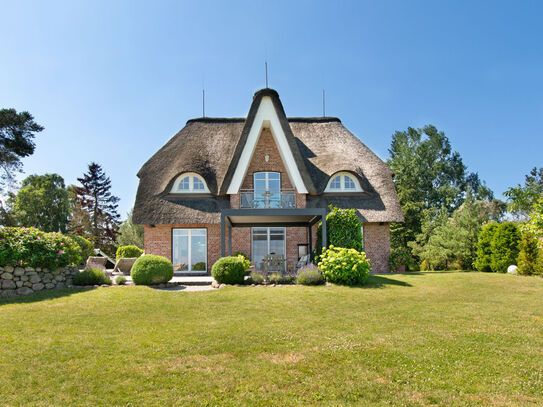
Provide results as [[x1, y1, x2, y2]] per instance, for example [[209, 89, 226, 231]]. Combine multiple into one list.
[[240, 189, 296, 209]]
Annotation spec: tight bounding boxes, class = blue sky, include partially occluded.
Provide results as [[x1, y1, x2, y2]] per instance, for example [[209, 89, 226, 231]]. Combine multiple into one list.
[[1, 0, 542, 217]]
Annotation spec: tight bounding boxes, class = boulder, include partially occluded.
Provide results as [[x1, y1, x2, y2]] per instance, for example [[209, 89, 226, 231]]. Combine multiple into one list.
[[15, 280, 24, 288], [13, 269, 25, 276], [2, 279, 16, 289], [1, 272, 13, 280], [29, 275, 41, 284], [16, 287, 33, 295], [45, 283, 55, 289], [32, 283, 45, 291], [4, 266, 14, 273]]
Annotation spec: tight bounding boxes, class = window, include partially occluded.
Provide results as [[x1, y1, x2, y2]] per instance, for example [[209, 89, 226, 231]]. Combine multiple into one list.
[[325, 172, 362, 192], [252, 227, 286, 271], [253, 172, 281, 208], [171, 172, 209, 193], [172, 228, 207, 272]]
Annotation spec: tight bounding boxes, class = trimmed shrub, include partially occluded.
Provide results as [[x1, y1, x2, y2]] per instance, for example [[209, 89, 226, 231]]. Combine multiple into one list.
[[474, 223, 498, 272], [388, 247, 410, 271], [318, 245, 371, 286], [517, 232, 539, 276], [211, 256, 246, 284], [490, 222, 521, 273], [74, 264, 111, 286], [68, 235, 94, 264], [249, 270, 265, 285], [192, 262, 206, 271], [296, 264, 325, 285], [115, 275, 127, 285], [131, 255, 173, 285], [315, 206, 363, 257], [116, 245, 143, 261], [0, 227, 82, 269]]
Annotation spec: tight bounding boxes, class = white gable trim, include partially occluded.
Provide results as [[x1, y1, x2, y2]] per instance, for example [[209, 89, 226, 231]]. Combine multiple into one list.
[[226, 96, 308, 194]]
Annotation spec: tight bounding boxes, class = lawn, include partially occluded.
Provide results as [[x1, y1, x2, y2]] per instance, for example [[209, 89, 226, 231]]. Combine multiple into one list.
[[1, 272, 542, 406]]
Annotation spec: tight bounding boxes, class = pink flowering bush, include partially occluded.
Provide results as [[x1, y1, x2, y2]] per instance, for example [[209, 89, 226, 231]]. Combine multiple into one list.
[[0, 227, 83, 269]]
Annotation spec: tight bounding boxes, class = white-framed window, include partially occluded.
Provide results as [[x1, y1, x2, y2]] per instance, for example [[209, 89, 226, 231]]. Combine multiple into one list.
[[325, 172, 363, 192], [172, 228, 207, 272], [170, 172, 209, 193]]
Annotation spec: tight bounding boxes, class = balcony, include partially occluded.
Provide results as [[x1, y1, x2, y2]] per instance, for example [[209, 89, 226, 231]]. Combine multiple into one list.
[[240, 189, 296, 209]]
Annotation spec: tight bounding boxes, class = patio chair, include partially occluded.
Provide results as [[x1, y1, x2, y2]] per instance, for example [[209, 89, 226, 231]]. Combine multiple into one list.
[[86, 257, 107, 268], [114, 257, 138, 275]]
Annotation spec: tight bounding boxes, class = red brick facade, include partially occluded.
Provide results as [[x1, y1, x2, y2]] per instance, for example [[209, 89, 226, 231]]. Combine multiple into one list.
[[143, 127, 392, 274]]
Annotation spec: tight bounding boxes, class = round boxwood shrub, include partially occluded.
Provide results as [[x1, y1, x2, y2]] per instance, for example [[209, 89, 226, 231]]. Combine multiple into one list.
[[211, 256, 246, 284], [131, 255, 173, 285], [116, 245, 144, 261], [318, 245, 371, 286]]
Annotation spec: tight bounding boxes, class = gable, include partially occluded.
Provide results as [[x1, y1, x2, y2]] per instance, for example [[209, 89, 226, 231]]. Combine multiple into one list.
[[223, 90, 314, 195]]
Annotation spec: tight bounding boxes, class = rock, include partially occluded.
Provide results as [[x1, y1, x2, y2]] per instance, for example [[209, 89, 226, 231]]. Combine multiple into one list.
[[13, 269, 24, 276], [1, 272, 13, 280], [23, 281, 32, 287], [29, 275, 41, 284], [16, 287, 33, 295], [24, 267, 34, 272], [2, 279, 16, 289], [219, 283, 226, 289], [211, 281, 219, 288], [507, 265, 518, 274], [1, 289, 15, 298], [15, 280, 24, 288], [56, 282, 66, 289], [32, 283, 45, 291], [20, 275, 28, 282], [54, 274, 65, 282], [4, 266, 14, 273], [42, 268, 48, 273], [35, 267, 41, 272], [45, 283, 55, 289]]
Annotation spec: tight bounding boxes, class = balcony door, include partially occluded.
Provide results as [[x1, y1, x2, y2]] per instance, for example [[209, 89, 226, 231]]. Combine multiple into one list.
[[253, 172, 281, 208], [252, 227, 286, 270]]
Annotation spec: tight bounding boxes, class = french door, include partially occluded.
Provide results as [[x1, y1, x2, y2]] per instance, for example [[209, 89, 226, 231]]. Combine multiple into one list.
[[251, 227, 286, 270], [253, 172, 281, 208], [172, 228, 207, 272]]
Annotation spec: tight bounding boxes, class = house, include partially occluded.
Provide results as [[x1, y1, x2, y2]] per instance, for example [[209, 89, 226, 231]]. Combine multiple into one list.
[[133, 88, 403, 274]]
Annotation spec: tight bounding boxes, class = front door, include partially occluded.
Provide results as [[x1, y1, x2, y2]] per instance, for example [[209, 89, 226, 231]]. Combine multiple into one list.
[[251, 227, 286, 270]]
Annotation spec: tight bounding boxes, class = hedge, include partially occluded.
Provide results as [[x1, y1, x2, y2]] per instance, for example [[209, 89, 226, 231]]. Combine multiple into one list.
[[315, 206, 363, 257], [116, 245, 144, 261]]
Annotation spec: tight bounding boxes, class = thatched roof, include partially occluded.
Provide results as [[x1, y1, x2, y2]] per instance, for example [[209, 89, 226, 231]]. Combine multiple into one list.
[[133, 89, 403, 225]]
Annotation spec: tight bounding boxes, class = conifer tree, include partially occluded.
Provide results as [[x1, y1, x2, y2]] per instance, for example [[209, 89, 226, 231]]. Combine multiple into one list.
[[70, 162, 120, 255]]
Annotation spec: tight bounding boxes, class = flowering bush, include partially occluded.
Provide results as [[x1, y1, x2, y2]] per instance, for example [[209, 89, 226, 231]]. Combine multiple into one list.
[[296, 264, 325, 285], [0, 227, 82, 269], [318, 245, 371, 286], [236, 253, 251, 271], [388, 248, 410, 271]]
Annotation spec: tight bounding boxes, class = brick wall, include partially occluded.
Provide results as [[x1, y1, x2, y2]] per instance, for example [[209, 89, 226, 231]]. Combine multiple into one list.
[[363, 223, 391, 273]]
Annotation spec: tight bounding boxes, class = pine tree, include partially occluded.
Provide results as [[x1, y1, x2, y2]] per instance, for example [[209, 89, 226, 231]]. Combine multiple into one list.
[[70, 162, 120, 255], [517, 232, 539, 275]]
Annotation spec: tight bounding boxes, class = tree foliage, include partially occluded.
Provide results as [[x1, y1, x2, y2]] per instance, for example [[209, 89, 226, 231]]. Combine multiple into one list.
[[117, 209, 144, 248], [474, 223, 499, 272], [411, 195, 493, 270], [0, 108, 43, 191], [523, 197, 543, 240], [490, 222, 521, 273], [387, 125, 493, 251], [517, 231, 539, 276], [504, 167, 543, 220], [70, 162, 120, 255], [8, 173, 71, 232]]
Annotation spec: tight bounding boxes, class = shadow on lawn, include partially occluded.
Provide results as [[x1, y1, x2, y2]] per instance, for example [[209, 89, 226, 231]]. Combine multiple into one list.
[[361, 274, 412, 288], [0, 287, 96, 306]]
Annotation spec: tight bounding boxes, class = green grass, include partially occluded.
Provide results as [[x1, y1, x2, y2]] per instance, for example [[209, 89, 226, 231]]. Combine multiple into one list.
[[1, 272, 542, 406]]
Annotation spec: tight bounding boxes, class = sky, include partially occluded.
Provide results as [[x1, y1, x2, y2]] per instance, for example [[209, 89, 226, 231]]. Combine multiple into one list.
[[1, 0, 542, 217]]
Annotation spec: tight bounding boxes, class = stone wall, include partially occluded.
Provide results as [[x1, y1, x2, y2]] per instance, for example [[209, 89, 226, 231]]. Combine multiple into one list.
[[363, 223, 391, 274], [0, 265, 79, 297]]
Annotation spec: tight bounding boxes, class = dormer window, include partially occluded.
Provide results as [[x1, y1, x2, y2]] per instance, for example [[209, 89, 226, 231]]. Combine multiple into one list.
[[171, 172, 209, 193], [325, 172, 362, 192]]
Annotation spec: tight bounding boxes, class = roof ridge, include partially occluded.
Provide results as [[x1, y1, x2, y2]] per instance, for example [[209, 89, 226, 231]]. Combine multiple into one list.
[[186, 117, 341, 125]]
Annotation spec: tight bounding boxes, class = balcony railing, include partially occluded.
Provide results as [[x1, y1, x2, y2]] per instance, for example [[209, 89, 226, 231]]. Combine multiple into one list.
[[240, 189, 296, 209]]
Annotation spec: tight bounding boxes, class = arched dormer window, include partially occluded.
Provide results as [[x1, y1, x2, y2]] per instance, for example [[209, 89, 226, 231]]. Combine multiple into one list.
[[171, 172, 210, 193], [325, 172, 363, 192]]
